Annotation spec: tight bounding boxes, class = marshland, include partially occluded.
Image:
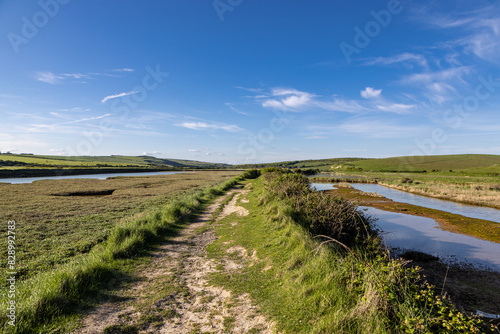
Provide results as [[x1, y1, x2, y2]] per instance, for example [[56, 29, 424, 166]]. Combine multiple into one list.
[[0, 154, 499, 333]]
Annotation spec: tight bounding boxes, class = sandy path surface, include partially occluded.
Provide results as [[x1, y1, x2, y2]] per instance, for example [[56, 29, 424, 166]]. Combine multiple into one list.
[[74, 188, 274, 334]]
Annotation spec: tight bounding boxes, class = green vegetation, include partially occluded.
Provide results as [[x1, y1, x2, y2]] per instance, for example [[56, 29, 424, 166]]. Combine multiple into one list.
[[235, 157, 365, 171], [0, 153, 229, 170], [208, 171, 497, 333], [0, 170, 258, 333]]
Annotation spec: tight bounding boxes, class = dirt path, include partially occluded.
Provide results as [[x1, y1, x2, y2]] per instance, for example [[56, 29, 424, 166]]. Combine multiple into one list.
[[74, 188, 274, 334]]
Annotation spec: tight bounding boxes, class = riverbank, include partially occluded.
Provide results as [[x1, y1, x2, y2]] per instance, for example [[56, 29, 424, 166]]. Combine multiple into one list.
[[324, 186, 500, 244]]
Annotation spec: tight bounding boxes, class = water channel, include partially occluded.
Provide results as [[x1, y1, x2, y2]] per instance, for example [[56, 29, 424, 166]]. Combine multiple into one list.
[[0, 171, 186, 184], [311, 182, 500, 271]]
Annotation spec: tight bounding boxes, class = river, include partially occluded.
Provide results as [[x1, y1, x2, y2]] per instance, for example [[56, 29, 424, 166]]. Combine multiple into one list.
[[350, 183, 500, 224], [361, 206, 500, 270], [0, 171, 187, 184]]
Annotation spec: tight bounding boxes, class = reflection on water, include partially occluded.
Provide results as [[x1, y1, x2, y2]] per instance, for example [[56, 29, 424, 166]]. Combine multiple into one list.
[[311, 183, 337, 191], [351, 183, 500, 224], [360, 206, 500, 271], [0, 171, 186, 184]]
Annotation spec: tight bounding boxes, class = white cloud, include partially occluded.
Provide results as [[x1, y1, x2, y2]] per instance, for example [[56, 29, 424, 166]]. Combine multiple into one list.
[[361, 87, 382, 99], [262, 88, 314, 111], [177, 121, 243, 132], [101, 91, 139, 103], [188, 149, 200, 152]]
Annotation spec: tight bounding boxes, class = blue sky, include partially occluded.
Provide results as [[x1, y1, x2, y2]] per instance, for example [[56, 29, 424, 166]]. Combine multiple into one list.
[[1, 0, 499, 163]]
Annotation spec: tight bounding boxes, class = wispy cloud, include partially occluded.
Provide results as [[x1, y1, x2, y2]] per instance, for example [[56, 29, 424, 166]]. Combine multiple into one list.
[[376, 103, 414, 114], [225, 102, 251, 116], [176, 121, 243, 132], [35, 68, 135, 84], [36, 72, 61, 84], [113, 68, 135, 72], [56, 107, 91, 112], [400, 66, 472, 104], [101, 91, 139, 103], [417, 5, 500, 63], [363, 52, 429, 69]]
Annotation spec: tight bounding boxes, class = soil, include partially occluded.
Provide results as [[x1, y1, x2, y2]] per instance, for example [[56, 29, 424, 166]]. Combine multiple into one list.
[[73, 188, 275, 334]]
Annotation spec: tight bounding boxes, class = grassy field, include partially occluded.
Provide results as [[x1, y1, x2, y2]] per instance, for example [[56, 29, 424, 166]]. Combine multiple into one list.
[[0, 171, 240, 282]]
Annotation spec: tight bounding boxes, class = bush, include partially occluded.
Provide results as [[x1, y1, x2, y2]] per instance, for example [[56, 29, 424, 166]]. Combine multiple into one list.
[[267, 172, 379, 249]]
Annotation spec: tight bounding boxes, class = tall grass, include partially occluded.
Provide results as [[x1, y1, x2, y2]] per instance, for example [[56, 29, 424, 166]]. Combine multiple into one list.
[[0, 170, 259, 333]]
